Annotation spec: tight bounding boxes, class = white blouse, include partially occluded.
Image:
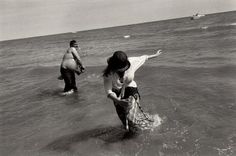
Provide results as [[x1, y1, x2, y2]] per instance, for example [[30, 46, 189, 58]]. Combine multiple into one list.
[[104, 55, 148, 96]]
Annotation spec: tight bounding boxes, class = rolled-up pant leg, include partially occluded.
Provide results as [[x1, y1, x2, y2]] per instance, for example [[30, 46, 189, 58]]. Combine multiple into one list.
[[70, 71, 77, 91]]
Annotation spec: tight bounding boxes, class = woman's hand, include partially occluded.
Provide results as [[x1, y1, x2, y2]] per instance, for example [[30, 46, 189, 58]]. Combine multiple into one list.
[[81, 66, 85, 72], [147, 49, 162, 59], [155, 49, 162, 56]]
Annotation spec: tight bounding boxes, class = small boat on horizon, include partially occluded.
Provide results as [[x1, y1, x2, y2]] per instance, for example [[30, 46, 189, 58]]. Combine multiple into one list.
[[191, 13, 206, 20]]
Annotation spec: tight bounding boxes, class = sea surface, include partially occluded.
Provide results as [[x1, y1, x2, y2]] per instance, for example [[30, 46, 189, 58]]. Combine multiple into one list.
[[0, 11, 236, 156]]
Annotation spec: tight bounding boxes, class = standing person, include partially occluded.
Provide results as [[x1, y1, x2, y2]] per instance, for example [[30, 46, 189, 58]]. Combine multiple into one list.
[[103, 50, 162, 132], [60, 40, 85, 95]]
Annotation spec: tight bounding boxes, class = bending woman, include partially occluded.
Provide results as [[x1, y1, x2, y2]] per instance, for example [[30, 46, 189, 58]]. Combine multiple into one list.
[[103, 50, 162, 132]]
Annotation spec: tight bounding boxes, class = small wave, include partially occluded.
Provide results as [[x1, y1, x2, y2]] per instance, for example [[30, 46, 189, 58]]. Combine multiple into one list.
[[213, 146, 234, 156], [80, 73, 102, 82], [86, 73, 101, 79], [229, 22, 236, 26], [123, 35, 131, 39], [201, 26, 208, 30], [175, 22, 236, 33], [6, 63, 59, 70]]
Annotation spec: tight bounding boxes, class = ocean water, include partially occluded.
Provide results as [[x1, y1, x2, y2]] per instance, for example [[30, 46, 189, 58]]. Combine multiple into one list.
[[0, 11, 236, 156]]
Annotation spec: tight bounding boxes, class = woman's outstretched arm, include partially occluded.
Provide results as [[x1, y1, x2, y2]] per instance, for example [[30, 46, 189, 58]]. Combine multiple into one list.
[[130, 49, 162, 72]]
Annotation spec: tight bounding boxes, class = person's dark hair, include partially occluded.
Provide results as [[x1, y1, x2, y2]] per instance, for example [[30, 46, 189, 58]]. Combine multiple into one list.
[[103, 51, 130, 77], [70, 40, 77, 47]]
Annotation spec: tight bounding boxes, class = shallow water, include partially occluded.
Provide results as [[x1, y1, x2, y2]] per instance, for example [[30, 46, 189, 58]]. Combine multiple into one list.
[[0, 11, 236, 156]]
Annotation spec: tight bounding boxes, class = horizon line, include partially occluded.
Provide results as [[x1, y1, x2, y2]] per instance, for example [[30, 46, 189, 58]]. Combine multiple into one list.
[[0, 10, 234, 42]]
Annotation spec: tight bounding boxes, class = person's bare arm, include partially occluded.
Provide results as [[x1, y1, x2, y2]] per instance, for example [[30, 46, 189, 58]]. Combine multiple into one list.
[[71, 48, 85, 69], [130, 50, 162, 72], [104, 77, 129, 107]]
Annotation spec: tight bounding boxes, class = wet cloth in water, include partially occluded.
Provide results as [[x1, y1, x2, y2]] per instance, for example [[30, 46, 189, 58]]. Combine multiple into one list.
[[113, 87, 160, 132]]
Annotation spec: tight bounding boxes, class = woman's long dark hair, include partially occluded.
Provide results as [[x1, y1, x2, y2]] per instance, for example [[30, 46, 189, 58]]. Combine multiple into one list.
[[103, 63, 113, 77], [103, 51, 130, 77]]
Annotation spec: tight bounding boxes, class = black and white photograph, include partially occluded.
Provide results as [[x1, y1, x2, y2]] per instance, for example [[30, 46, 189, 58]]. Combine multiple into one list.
[[0, 0, 236, 155]]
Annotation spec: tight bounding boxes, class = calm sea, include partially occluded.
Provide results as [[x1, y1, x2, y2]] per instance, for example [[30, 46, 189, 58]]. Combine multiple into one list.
[[0, 11, 236, 156]]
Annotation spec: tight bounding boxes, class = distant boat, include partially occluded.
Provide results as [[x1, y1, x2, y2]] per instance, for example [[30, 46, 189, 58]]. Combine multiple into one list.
[[191, 13, 205, 20], [123, 35, 130, 39]]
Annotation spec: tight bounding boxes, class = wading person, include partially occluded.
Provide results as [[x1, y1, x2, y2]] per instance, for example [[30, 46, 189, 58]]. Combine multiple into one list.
[[103, 50, 162, 132], [59, 40, 85, 95]]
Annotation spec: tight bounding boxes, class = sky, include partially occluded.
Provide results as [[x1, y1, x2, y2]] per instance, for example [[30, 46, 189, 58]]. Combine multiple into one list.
[[0, 0, 235, 41]]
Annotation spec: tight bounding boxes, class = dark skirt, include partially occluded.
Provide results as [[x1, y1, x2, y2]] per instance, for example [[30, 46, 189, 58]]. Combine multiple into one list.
[[113, 87, 159, 132]]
